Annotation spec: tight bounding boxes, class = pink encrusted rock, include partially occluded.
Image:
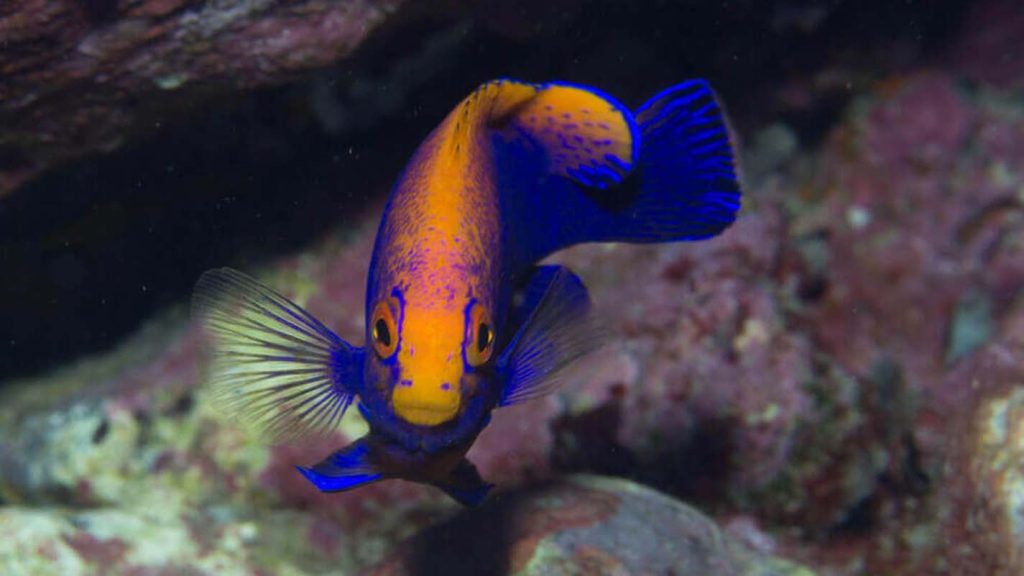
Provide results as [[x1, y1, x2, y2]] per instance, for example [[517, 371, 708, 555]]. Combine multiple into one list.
[[860, 73, 977, 170], [470, 398, 561, 488], [811, 71, 1021, 391], [542, 207, 819, 502], [780, 71, 1024, 573], [933, 302, 1024, 576], [0, 0, 405, 196]]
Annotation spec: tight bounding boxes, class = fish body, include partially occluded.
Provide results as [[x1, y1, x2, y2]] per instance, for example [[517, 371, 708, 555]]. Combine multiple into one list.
[[194, 79, 742, 506]]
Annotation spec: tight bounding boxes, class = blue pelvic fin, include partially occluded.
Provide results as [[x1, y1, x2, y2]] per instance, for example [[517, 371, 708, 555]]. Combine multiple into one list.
[[497, 266, 604, 406], [492, 80, 741, 267], [192, 268, 363, 444], [434, 458, 494, 508], [297, 439, 384, 492]]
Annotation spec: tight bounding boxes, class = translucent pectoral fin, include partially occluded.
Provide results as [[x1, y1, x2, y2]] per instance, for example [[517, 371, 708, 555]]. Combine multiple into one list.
[[497, 265, 605, 406], [192, 268, 363, 444]]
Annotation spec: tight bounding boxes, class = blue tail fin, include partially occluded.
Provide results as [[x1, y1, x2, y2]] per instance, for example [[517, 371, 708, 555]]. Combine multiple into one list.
[[619, 80, 742, 242]]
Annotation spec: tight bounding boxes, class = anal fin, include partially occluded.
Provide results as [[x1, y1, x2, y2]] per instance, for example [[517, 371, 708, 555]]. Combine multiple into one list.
[[434, 458, 493, 508]]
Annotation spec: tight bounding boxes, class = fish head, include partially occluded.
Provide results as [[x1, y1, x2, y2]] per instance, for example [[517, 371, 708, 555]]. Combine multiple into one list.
[[365, 289, 496, 427]]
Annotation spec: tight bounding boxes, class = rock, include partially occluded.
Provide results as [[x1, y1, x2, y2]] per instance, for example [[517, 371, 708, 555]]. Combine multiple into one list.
[[936, 299, 1024, 576], [0, 0, 404, 196], [954, 386, 1024, 573], [365, 475, 815, 576], [0, 503, 365, 575], [810, 71, 1024, 393]]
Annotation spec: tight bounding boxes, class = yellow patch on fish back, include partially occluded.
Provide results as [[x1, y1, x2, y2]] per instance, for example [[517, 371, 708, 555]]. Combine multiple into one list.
[[509, 83, 635, 172]]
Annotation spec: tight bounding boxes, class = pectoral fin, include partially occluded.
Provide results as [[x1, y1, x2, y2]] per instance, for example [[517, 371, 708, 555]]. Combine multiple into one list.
[[192, 268, 364, 444], [498, 265, 604, 406]]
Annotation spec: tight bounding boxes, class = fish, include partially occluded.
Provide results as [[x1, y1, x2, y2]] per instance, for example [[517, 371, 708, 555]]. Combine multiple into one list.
[[192, 78, 742, 507]]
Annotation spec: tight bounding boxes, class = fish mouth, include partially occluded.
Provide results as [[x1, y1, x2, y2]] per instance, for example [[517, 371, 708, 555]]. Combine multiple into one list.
[[391, 382, 461, 426]]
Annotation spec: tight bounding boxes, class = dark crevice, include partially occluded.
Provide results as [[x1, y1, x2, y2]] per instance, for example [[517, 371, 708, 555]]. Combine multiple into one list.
[[550, 390, 737, 508]]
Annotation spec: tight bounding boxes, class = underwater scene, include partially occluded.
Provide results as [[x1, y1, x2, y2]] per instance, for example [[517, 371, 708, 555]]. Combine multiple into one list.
[[1, 1, 1022, 574]]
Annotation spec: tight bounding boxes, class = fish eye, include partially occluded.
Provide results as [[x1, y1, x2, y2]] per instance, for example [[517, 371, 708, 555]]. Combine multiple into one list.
[[466, 302, 494, 367], [370, 298, 399, 359], [373, 318, 391, 347], [476, 323, 492, 353]]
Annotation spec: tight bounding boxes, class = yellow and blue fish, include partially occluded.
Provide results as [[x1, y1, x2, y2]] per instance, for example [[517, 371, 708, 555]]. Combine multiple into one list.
[[193, 79, 741, 506]]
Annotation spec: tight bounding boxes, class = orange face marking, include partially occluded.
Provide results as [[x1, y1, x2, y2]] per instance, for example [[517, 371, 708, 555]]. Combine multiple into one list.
[[380, 83, 537, 426]]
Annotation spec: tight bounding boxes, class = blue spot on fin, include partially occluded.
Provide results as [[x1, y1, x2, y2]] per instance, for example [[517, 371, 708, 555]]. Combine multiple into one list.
[[297, 439, 383, 493], [192, 268, 363, 444], [497, 266, 604, 406]]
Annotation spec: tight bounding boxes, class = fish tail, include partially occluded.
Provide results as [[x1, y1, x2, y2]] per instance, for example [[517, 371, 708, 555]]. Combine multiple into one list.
[[490, 79, 741, 265], [612, 80, 742, 242]]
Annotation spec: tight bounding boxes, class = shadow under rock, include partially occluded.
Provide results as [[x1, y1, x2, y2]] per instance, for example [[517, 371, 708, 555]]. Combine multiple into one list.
[[395, 486, 549, 576], [550, 392, 736, 506]]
